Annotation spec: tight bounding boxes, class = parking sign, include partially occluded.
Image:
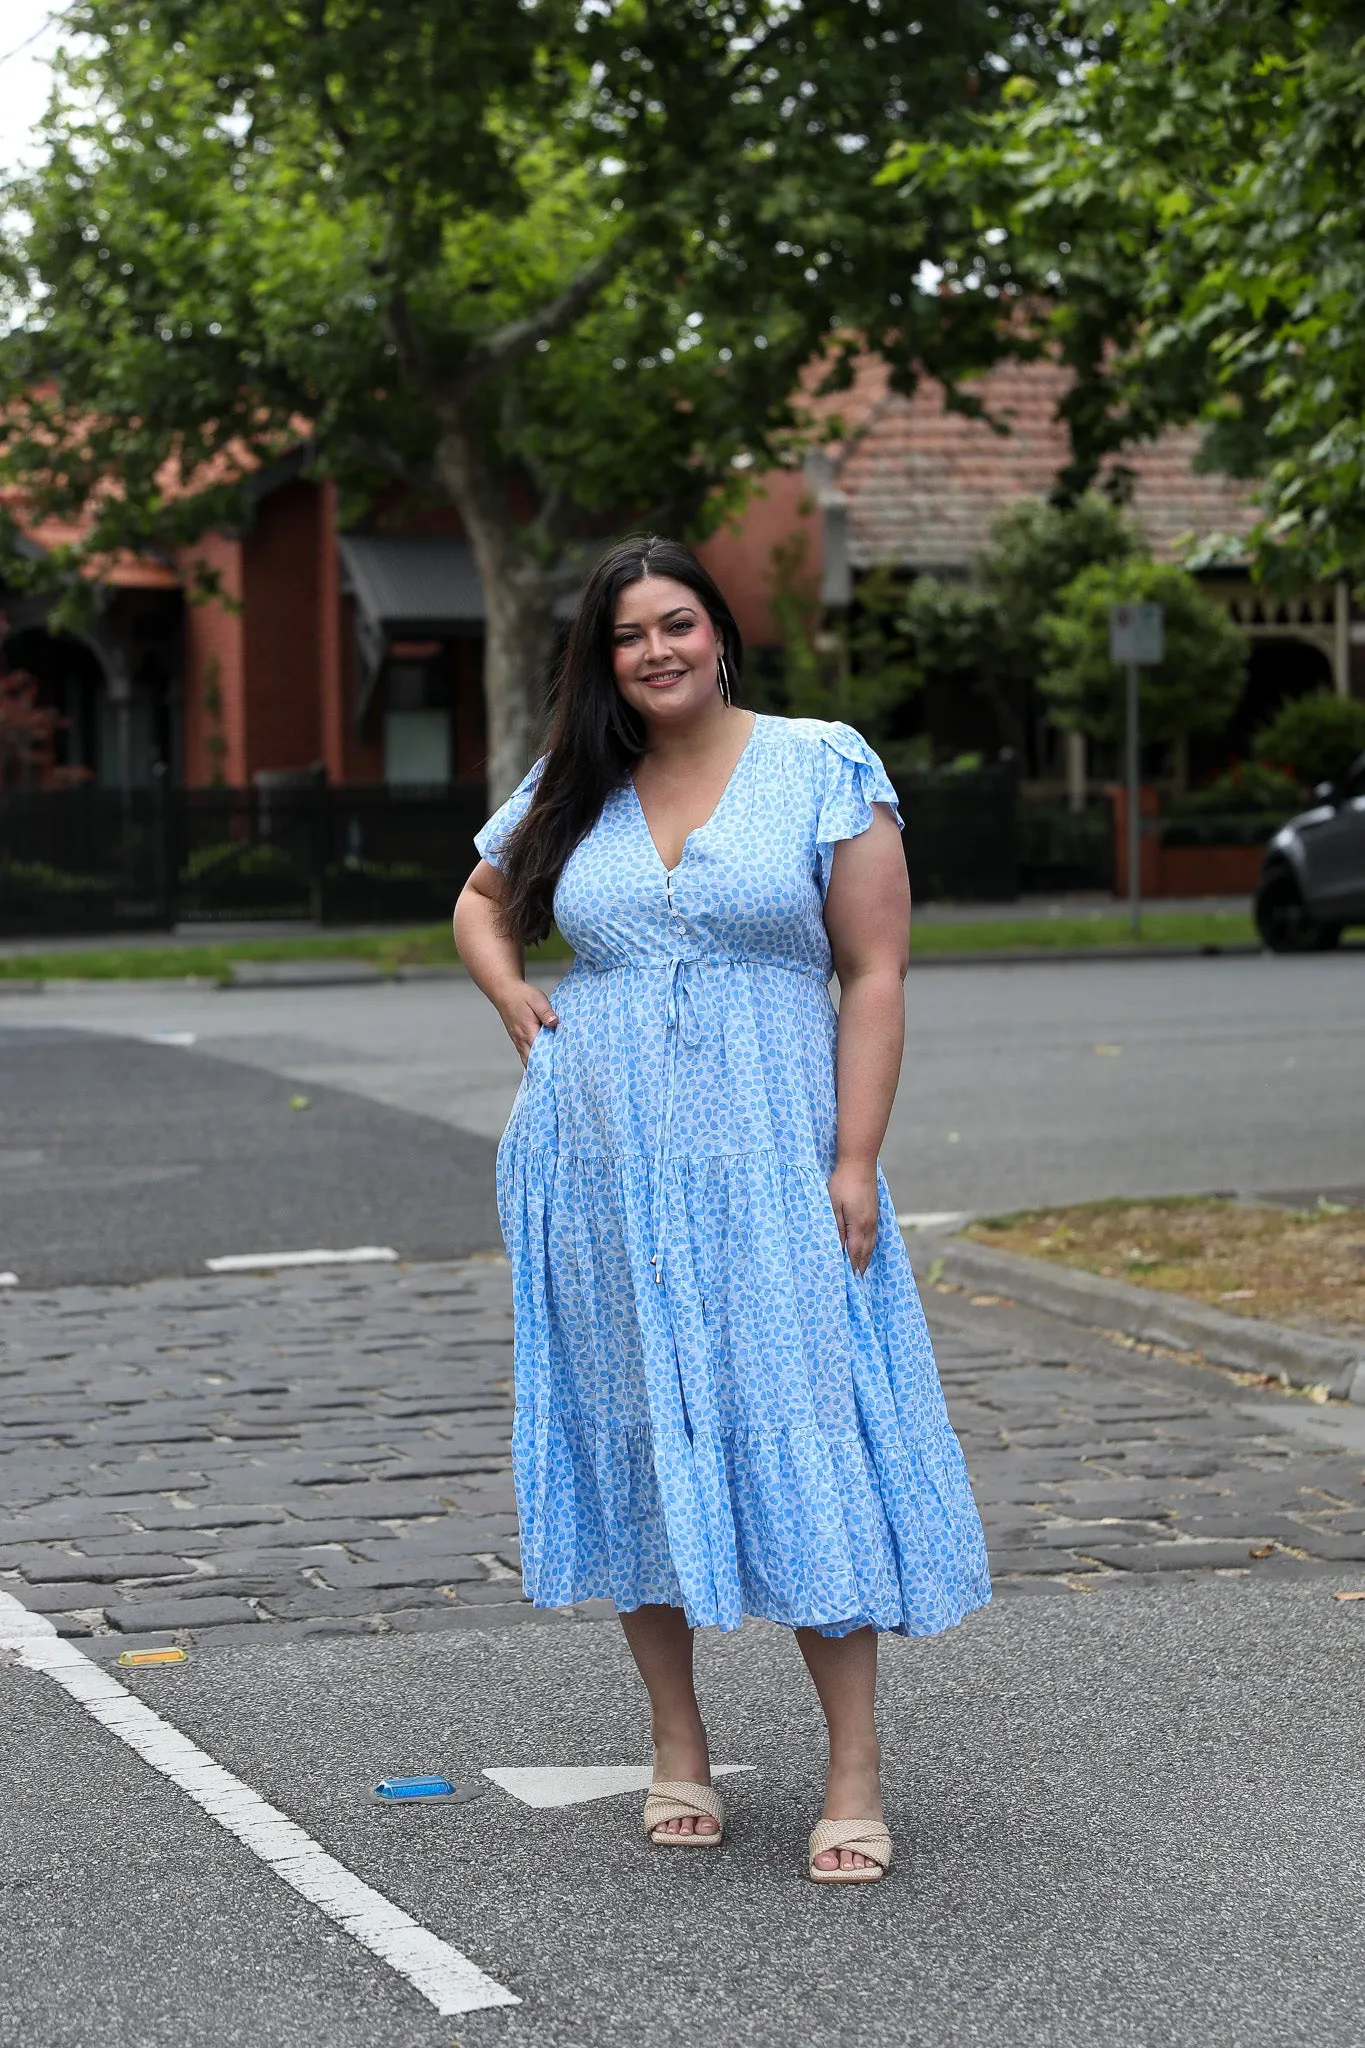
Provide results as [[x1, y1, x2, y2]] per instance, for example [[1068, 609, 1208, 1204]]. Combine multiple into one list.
[[1109, 602, 1164, 665]]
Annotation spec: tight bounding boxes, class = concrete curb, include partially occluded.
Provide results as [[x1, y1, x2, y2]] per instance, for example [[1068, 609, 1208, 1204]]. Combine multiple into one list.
[[225, 962, 468, 989], [0, 975, 222, 996], [908, 942, 1266, 967], [906, 1229, 1365, 1404], [0, 966, 469, 995], [0, 946, 1296, 994]]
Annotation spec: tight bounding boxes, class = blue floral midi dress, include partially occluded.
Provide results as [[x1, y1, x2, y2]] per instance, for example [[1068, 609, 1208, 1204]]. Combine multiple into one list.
[[474, 713, 990, 1637]]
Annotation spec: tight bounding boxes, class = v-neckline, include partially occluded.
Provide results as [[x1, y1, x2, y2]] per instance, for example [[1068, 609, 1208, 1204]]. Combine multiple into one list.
[[629, 713, 761, 877]]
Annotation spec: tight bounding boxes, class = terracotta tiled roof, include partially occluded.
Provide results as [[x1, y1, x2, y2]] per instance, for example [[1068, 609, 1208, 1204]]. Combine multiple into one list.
[[832, 356, 1258, 571]]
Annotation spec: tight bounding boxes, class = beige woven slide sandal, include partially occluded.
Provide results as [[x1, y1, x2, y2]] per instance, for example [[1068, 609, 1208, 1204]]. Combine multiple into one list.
[[643, 1779, 726, 1847], [808, 1816, 892, 1883]]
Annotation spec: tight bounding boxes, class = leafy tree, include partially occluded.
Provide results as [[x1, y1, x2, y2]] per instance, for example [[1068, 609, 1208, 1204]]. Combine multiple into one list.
[[897, 492, 1137, 755], [782, 563, 921, 744], [1037, 560, 1247, 760], [878, 1, 1365, 583], [0, 1, 1055, 799], [1173, 760, 1305, 816], [981, 493, 1137, 673], [1251, 693, 1365, 792], [898, 574, 999, 735]]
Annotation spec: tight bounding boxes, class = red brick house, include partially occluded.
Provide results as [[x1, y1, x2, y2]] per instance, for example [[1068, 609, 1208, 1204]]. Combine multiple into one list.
[[797, 354, 1360, 779], [2, 355, 1357, 793]]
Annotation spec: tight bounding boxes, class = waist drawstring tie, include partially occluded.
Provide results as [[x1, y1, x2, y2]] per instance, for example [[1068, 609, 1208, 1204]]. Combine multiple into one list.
[[563, 953, 829, 1288], [649, 956, 706, 1285]]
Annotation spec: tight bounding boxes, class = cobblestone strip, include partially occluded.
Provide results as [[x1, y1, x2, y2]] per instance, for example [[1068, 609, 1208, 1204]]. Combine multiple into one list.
[[3, 1260, 1362, 1650], [0, 1256, 598, 1647], [928, 1289, 1365, 1592]]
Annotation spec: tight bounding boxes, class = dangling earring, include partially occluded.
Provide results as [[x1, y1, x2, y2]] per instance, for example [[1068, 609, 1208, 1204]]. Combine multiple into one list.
[[717, 653, 732, 706]]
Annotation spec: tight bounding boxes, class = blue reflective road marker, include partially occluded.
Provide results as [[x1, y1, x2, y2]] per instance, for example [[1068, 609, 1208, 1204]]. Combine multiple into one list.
[[372, 1774, 486, 1807]]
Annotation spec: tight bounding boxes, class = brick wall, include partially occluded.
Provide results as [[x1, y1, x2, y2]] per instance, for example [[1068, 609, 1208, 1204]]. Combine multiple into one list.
[[696, 469, 819, 652], [179, 532, 245, 787], [241, 480, 324, 778]]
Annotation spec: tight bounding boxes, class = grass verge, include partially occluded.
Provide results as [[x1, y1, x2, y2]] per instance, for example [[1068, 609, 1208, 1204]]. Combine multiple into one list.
[[0, 909, 1258, 981], [910, 910, 1256, 953], [0, 926, 572, 983], [968, 1195, 1365, 1339]]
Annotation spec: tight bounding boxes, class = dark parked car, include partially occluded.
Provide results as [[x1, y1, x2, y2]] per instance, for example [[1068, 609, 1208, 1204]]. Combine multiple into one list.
[[1255, 749, 1365, 951]]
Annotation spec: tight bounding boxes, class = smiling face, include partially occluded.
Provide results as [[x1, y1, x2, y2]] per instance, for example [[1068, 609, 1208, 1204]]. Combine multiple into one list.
[[611, 574, 722, 729]]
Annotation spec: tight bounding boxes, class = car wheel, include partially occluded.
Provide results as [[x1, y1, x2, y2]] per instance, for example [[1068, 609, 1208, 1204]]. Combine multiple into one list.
[[1255, 871, 1341, 953]]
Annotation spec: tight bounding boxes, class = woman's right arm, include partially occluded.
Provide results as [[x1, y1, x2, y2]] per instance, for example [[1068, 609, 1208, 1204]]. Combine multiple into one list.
[[453, 861, 558, 1067]]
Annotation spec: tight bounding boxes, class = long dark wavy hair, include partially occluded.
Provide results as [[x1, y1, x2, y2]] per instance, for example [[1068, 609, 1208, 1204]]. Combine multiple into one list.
[[497, 535, 743, 945]]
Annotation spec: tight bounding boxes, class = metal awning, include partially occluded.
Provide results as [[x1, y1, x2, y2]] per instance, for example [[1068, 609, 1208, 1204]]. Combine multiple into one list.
[[338, 533, 486, 722], [338, 531, 584, 724]]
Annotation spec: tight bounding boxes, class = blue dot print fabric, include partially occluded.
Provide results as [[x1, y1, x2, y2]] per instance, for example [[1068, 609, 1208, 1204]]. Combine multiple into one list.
[[474, 714, 991, 1637]]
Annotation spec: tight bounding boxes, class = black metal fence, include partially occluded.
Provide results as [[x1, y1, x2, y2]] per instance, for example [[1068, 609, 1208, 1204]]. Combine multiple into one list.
[[1016, 798, 1116, 894], [1, 765, 1033, 938], [0, 781, 491, 936], [893, 763, 1020, 902]]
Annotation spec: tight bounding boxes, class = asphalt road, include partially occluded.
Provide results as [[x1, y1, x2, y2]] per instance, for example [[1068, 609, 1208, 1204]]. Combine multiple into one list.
[[6, 1572, 1365, 2048], [3, 956, 1364, 2044], [2, 953, 1360, 1285], [0, 1027, 499, 1286], [4, 1219, 1364, 2045]]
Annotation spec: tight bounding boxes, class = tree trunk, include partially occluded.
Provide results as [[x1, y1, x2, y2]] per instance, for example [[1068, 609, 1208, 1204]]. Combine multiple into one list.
[[433, 409, 563, 807], [480, 570, 559, 805]]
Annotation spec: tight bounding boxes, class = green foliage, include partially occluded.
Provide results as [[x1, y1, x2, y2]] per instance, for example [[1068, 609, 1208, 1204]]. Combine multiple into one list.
[[766, 530, 823, 713], [980, 495, 1138, 669], [1251, 692, 1365, 790], [769, 545, 922, 746], [895, 493, 1140, 754], [1037, 560, 1247, 746], [795, 565, 921, 743], [0, 858, 112, 898], [900, 576, 998, 688], [1172, 761, 1306, 816], [878, 1, 1365, 581], [0, 925, 572, 981], [0, 1, 1061, 790], [180, 838, 303, 909], [181, 841, 296, 884]]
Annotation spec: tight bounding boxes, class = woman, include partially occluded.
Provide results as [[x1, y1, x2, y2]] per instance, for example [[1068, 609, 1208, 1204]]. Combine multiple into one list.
[[454, 536, 989, 1883]]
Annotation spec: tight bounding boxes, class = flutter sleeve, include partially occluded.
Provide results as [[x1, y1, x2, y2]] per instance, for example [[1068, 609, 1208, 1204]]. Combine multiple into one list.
[[473, 756, 547, 870], [814, 721, 904, 897]]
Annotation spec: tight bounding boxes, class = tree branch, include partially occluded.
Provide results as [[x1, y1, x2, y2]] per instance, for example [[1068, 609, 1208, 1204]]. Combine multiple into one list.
[[382, 285, 432, 388], [456, 239, 630, 392]]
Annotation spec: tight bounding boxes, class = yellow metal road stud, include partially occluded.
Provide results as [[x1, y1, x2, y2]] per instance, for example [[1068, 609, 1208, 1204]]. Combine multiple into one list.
[[117, 1647, 188, 1667]]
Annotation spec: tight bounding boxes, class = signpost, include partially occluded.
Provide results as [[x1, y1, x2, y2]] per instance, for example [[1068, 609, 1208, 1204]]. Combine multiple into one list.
[[1108, 602, 1164, 937]]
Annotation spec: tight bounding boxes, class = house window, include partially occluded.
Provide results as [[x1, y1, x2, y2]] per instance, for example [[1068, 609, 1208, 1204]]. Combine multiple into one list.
[[382, 647, 452, 786]]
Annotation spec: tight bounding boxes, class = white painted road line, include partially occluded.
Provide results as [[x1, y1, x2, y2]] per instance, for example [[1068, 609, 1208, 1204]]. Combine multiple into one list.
[[896, 1211, 970, 1231], [484, 1763, 754, 1809], [204, 1246, 399, 1273], [0, 1591, 517, 2016]]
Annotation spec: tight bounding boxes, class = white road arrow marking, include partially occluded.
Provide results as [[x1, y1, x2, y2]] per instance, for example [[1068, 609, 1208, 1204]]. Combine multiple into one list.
[[483, 1764, 754, 1809]]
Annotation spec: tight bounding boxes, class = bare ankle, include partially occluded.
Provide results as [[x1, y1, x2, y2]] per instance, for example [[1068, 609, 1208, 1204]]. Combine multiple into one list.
[[827, 1736, 881, 1776], [650, 1707, 705, 1747], [649, 1711, 710, 1782]]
